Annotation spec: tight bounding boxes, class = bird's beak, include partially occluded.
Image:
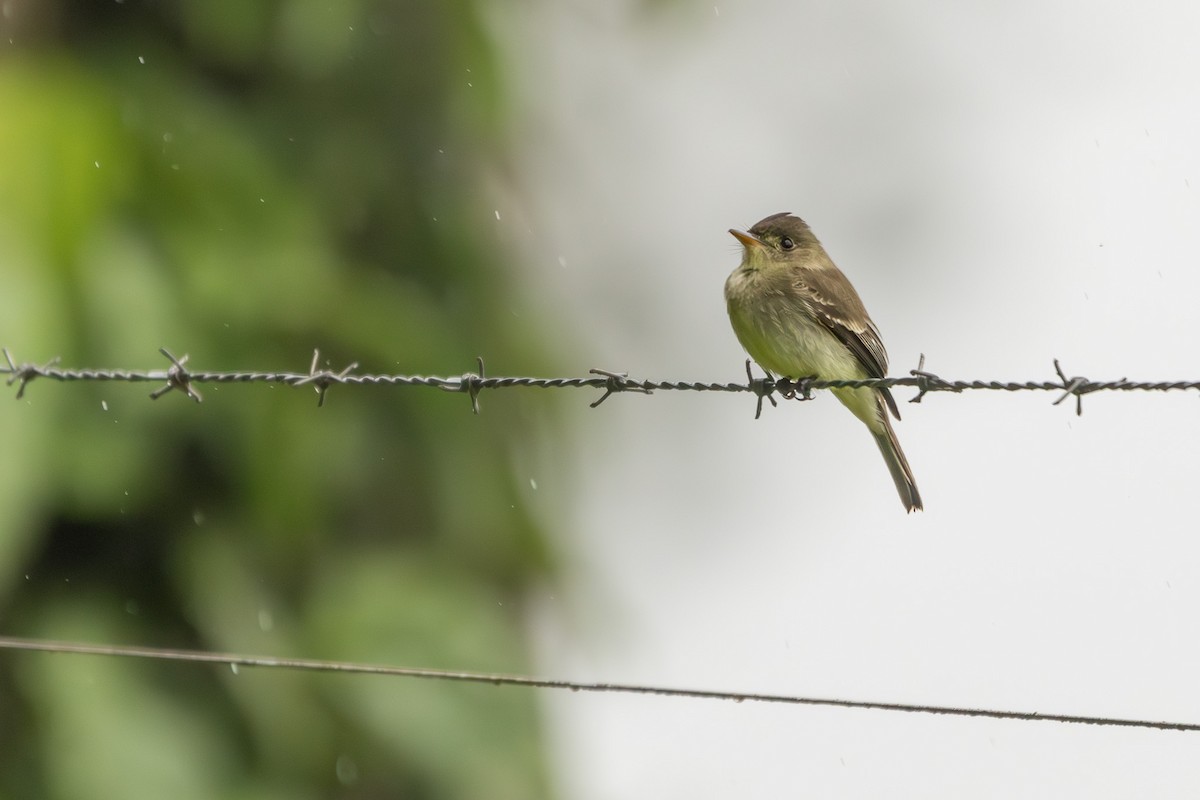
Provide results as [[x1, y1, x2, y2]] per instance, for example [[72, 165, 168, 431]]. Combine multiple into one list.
[[729, 229, 764, 250]]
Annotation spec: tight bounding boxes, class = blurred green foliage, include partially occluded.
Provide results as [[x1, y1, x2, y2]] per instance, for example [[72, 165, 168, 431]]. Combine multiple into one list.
[[0, 1, 559, 797]]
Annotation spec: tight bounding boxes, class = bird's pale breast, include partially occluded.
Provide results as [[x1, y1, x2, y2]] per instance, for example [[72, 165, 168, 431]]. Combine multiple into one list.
[[724, 268, 864, 382]]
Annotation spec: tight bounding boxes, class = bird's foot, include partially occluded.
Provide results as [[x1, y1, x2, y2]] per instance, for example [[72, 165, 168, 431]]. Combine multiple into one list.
[[780, 375, 818, 401]]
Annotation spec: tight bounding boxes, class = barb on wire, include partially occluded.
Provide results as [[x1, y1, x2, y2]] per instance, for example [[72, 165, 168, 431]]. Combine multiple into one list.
[[293, 349, 359, 407], [465, 356, 485, 414], [909, 353, 961, 404], [3, 347, 1200, 413], [0, 636, 1194, 733], [589, 368, 654, 408], [3, 348, 60, 400], [745, 359, 777, 420], [1052, 358, 1117, 417], [149, 348, 202, 403]]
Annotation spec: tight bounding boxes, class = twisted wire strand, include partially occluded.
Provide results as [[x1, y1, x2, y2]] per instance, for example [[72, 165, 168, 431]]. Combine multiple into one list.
[[3, 347, 1198, 413]]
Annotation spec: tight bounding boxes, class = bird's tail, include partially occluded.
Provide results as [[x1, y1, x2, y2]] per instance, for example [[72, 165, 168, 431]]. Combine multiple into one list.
[[873, 413, 923, 513]]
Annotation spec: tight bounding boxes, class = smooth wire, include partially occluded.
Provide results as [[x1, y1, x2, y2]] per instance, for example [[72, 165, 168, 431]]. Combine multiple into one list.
[[0, 636, 1194, 733]]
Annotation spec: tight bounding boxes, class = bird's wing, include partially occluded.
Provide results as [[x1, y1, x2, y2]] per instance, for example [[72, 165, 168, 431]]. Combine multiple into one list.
[[795, 267, 901, 419]]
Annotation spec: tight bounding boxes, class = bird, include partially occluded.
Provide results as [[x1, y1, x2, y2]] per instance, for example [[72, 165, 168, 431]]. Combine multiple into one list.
[[724, 211, 922, 512]]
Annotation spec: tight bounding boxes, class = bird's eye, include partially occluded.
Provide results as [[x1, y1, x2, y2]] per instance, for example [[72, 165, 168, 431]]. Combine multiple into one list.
[[779, 237, 795, 250]]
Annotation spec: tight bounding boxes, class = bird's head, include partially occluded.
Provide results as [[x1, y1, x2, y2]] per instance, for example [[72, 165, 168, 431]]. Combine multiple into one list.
[[729, 212, 821, 270]]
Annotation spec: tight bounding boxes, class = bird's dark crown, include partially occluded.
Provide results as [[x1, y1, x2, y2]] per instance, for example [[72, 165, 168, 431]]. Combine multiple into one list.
[[748, 212, 817, 243]]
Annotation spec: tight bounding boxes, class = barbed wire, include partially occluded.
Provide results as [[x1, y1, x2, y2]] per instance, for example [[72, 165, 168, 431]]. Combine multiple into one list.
[[4, 350, 1197, 734], [3, 347, 1200, 416], [0, 636, 1193, 733]]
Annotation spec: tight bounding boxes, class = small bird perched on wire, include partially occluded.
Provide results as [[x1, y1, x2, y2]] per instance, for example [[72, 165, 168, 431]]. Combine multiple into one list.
[[724, 212, 922, 512]]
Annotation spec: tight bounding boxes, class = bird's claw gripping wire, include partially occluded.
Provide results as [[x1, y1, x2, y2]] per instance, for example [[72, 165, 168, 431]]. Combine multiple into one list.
[[589, 368, 653, 408], [779, 376, 817, 402]]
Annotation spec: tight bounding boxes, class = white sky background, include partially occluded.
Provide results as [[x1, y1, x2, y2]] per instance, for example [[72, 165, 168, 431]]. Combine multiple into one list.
[[491, 1, 1200, 797]]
